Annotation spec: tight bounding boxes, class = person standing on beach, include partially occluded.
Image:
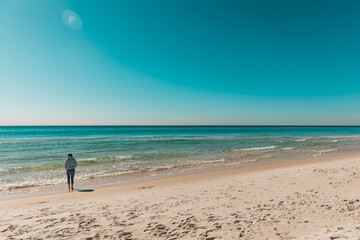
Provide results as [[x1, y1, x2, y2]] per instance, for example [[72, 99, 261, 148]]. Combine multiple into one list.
[[65, 153, 77, 191]]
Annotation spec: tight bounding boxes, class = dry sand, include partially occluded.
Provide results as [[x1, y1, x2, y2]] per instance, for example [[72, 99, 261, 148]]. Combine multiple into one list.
[[2, 154, 360, 239]]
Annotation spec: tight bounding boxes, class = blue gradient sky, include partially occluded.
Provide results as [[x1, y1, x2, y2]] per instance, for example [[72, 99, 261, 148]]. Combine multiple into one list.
[[1, 0, 360, 125]]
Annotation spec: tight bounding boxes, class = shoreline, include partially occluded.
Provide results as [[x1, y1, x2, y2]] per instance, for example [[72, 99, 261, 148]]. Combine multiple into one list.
[[2, 125, 360, 203], [1, 151, 360, 206]]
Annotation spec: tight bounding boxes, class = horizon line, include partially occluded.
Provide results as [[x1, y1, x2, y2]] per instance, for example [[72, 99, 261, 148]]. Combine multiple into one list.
[[1, 124, 360, 127]]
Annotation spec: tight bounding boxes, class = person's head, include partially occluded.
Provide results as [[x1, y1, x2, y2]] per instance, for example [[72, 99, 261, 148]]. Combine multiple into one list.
[[68, 153, 73, 157]]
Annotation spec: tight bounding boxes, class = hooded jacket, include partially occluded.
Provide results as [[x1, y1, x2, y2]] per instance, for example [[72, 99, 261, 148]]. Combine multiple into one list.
[[65, 157, 77, 170]]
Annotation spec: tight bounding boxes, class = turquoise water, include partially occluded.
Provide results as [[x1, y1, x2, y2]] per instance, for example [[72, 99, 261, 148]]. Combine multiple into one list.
[[1, 126, 360, 191]]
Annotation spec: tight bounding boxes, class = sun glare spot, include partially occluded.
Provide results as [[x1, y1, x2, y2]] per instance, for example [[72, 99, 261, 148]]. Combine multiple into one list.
[[62, 10, 82, 30]]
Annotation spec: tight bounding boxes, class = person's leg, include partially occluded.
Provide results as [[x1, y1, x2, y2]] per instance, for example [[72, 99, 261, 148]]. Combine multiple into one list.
[[66, 170, 71, 190], [70, 169, 75, 190]]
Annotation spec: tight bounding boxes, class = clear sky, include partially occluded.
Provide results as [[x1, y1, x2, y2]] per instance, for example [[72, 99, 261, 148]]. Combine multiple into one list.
[[1, 0, 360, 125]]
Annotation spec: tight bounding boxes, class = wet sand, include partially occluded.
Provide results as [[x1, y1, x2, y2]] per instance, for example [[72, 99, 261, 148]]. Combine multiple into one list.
[[2, 153, 360, 239]]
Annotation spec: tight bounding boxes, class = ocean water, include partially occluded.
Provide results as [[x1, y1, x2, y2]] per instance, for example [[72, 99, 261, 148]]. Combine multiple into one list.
[[1, 126, 360, 191]]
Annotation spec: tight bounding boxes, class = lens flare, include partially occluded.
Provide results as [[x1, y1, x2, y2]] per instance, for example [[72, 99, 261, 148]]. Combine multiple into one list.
[[62, 10, 83, 30]]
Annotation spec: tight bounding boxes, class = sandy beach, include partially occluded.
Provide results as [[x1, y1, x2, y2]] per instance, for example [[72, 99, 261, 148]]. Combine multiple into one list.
[[3, 0, 360, 238], [2, 154, 360, 239]]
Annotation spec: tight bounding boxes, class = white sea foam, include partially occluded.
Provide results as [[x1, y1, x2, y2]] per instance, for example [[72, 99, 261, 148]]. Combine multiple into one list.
[[79, 169, 141, 180], [77, 157, 97, 161], [115, 155, 132, 160], [150, 165, 175, 171], [240, 146, 277, 151], [241, 154, 272, 163], [312, 149, 338, 157], [295, 138, 307, 142], [199, 159, 225, 164], [326, 135, 359, 139], [1, 178, 65, 192], [77, 155, 132, 162], [282, 147, 295, 150]]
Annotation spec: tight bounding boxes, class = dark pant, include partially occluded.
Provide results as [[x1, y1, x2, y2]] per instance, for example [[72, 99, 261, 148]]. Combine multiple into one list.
[[66, 169, 75, 185]]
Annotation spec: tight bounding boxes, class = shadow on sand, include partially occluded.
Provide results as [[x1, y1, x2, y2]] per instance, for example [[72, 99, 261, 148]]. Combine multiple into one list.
[[73, 189, 94, 192]]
